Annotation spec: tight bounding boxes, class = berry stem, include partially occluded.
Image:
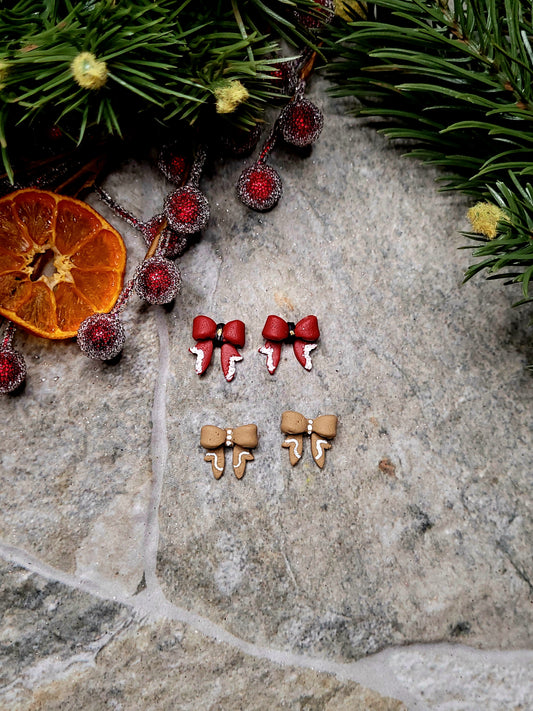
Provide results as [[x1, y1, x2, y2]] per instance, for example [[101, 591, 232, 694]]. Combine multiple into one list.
[[187, 146, 207, 188], [145, 218, 168, 259], [1, 320, 16, 351], [95, 185, 143, 230], [257, 121, 280, 165], [294, 78, 307, 102], [111, 278, 135, 315]]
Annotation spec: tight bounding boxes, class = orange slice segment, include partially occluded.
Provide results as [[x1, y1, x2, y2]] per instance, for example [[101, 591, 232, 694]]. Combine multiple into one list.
[[0, 188, 126, 339]]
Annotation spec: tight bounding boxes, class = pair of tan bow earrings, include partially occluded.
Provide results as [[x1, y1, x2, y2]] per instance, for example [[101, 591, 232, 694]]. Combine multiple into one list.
[[200, 410, 338, 479]]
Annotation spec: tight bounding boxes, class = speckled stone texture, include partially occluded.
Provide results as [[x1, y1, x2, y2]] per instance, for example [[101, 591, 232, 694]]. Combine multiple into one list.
[[158, 82, 533, 658], [0, 78, 532, 709]]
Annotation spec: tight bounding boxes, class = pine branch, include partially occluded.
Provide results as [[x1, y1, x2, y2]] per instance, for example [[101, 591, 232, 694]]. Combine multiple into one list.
[[326, 0, 533, 298], [0, 0, 321, 178]]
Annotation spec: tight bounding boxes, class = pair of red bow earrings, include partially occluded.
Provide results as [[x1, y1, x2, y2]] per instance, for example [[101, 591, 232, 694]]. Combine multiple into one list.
[[189, 314, 320, 382]]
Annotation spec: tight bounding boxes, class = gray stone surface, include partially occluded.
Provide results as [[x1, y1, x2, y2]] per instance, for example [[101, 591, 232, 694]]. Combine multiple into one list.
[[158, 80, 533, 658], [0, 565, 405, 710], [0, 78, 532, 708]]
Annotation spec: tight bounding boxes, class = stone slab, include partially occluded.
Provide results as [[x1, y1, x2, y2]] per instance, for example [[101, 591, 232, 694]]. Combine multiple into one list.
[[0, 76, 531, 708], [1, 565, 405, 711], [157, 79, 533, 658]]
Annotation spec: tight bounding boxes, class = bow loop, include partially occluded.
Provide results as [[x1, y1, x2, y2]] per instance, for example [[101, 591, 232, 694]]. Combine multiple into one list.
[[200, 425, 226, 449], [222, 320, 246, 347], [192, 315, 217, 341], [294, 315, 320, 342], [232, 424, 259, 448], [280, 410, 308, 435], [312, 414, 338, 439], [262, 315, 290, 342]]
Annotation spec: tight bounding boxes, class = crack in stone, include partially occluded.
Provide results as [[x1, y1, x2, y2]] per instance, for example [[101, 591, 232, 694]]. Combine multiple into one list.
[[2, 538, 533, 710], [142, 307, 170, 590]]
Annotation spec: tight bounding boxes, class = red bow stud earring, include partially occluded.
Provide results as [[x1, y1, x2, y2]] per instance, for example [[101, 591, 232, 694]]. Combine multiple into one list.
[[189, 315, 245, 382], [259, 314, 319, 374]]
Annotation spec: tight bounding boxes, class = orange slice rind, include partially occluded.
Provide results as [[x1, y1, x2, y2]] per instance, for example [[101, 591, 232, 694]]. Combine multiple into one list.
[[0, 188, 126, 339]]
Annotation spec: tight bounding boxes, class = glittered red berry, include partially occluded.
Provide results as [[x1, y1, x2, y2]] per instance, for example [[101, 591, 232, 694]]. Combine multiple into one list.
[[158, 144, 189, 185], [142, 215, 188, 259], [0, 349, 26, 393], [163, 229, 188, 260], [270, 60, 298, 94], [164, 186, 210, 233], [77, 313, 125, 360], [280, 99, 324, 147], [237, 164, 282, 212], [134, 256, 181, 305], [295, 0, 334, 28]]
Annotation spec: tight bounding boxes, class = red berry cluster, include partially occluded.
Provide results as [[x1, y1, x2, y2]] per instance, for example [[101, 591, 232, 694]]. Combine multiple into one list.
[[79, 147, 210, 361], [237, 74, 324, 212]]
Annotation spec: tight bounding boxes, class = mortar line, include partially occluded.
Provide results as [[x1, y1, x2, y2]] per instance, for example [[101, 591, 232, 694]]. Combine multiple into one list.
[[0, 538, 419, 708], [3, 538, 533, 710], [143, 307, 170, 589]]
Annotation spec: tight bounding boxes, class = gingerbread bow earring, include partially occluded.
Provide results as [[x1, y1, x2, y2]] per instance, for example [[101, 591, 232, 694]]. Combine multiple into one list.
[[281, 410, 337, 468], [201, 424, 258, 479], [259, 315, 319, 374], [190, 316, 245, 382]]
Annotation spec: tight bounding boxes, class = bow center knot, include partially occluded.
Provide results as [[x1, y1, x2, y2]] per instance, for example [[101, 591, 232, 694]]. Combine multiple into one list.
[[307, 419, 313, 435], [287, 321, 296, 342], [214, 323, 225, 346], [225, 428, 233, 446]]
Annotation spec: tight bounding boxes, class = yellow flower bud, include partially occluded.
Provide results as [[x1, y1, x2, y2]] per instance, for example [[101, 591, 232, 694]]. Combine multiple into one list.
[[334, 0, 367, 21], [71, 51, 108, 90], [467, 202, 507, 240], [213, 80, 249, 114]]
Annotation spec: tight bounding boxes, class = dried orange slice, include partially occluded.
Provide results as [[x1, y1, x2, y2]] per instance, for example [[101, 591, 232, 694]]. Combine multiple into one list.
[[0, 189, 126, 339]]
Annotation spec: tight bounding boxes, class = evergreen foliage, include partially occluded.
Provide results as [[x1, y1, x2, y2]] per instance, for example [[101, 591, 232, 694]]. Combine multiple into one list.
[[0, 0, 321, 180], [327, 0, 533, 303]]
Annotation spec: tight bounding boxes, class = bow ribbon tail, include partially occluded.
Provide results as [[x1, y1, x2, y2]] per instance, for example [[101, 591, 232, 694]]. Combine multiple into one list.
[[259, 340, 282, 375], [282, 433, 304, 466], [204, 446, 225, 479], [220, 343, 243, 382], [310, 432, 331, 469], [190, 340, 214, 375], [232, 445, 254, 479], [293, 339, 318, 371]]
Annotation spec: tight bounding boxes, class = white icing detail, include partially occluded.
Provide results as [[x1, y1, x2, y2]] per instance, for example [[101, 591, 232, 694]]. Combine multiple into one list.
[[259, 344, 276, 373], [307, 419, 313, 435], [233, 450, 250, 470], [303, 343, 317, 370], [227, 429, 233, 434], [284, 437, 301, 459], [190, 346, 204, 374], [314, 439, 328, 463], [205, 452, 223, 472], [225, 355, 243, 382], [225, 441, 232, 447]]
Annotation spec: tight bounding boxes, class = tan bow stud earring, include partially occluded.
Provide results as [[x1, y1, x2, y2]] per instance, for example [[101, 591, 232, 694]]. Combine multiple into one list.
[[280, 411, 338, 468], [200, 424, 258, 479]]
